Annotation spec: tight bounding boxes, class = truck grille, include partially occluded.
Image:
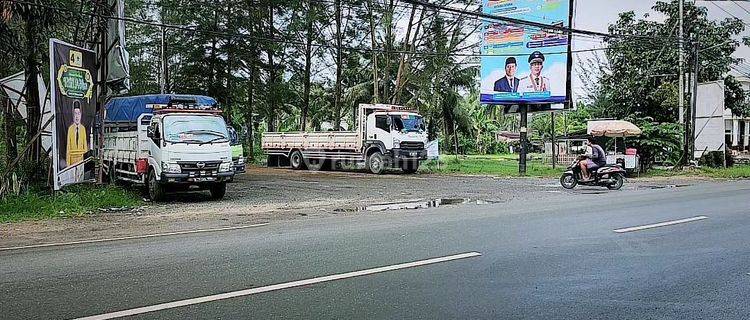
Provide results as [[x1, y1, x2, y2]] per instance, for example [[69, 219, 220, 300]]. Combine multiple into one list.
[[399, 141, 424, 150], [178, 161, 221, 171]]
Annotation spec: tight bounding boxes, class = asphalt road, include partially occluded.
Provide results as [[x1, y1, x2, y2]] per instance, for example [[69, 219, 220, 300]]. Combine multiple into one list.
[[2, 181, 749, 319]]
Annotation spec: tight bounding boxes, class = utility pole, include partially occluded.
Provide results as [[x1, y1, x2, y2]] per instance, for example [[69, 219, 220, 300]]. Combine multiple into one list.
[[691, 42, 699, 160], [683, 42, 699, 165], [519, 105, 528, 175], [160, 26, 167, 94], [551, 111, 556, 169], [678, 0, 684, 124]]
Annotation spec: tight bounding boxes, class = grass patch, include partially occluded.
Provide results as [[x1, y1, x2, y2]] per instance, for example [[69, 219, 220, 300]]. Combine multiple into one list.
[[646, 165, 750, 179], [420, 154, 563, 178], [0, 185, 142, 223]]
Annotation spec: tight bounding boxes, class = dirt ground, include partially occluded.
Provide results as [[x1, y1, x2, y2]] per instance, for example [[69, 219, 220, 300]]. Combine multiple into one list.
[[0, 166, 716, 248]]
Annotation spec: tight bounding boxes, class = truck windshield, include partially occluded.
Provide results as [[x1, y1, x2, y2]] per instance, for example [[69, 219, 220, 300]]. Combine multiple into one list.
[[391, 114, 425, 133], [163, 115, 229, 144]]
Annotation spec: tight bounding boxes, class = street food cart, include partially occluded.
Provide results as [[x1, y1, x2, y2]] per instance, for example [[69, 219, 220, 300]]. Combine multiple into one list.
[[587, 120, 643, 173]]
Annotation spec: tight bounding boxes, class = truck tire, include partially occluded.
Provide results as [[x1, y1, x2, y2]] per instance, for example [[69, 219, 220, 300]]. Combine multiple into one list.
[[367, 151, 385, 174], [147, 170, 165, 201], [210, 182, 227, 200], [305, 158, 328, 171], [401, 160, 419, 174], [290, 150, 306, 170]]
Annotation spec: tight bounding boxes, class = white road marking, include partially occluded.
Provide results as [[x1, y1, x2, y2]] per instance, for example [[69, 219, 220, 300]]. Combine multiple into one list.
[[613, 216, 708, 233], [0, 223, 269, 252], [72, 251, 482, 320]]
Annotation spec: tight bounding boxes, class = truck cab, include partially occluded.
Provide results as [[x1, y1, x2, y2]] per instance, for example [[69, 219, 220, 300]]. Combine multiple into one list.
[[363, 108, 428, 173], [226, 126, 246, 174], [103, 95, 234, 200]]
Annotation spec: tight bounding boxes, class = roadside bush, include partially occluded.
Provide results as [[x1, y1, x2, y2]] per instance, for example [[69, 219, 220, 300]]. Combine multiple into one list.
[[698, 149, 734, 168], [624, 120, 683, 170], [0, 184, 141, 223]]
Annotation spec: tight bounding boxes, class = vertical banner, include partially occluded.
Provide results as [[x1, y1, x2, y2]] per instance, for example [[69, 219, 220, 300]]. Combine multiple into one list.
[[480, 0, 573, 108], [50, 39, 97, 190]]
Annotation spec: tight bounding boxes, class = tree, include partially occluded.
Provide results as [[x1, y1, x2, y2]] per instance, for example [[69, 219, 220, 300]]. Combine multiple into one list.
[[1, 0, 71, 164], [724, 75, 750, 118], [593, 0, 747, 123]]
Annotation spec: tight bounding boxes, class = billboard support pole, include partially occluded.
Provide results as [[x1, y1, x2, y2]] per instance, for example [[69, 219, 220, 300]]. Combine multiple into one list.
[[519, 105, 528, 175], [691, 42, 699, 160], [551, 111, 556, 169]]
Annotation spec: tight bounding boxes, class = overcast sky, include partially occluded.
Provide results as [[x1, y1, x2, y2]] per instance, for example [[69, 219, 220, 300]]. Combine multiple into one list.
[[571, 0, 750, 99]]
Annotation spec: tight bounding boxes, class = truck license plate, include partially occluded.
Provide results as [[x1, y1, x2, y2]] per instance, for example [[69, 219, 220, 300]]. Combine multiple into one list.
[[193, 177, 215, 182], [409, 152, 417, 156]]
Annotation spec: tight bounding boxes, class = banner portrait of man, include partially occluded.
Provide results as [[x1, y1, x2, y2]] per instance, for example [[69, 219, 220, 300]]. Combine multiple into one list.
[[50, 39, 97, 190]]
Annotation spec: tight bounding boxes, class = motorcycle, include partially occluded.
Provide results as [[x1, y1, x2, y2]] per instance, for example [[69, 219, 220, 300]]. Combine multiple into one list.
[[560, 157, 626, 190]]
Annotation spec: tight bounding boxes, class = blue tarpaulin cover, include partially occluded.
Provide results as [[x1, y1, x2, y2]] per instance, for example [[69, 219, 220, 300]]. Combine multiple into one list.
[[104, 94, 217, 123]]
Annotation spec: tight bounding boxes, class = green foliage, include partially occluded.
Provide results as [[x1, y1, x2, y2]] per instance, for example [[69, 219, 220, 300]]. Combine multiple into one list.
[[724, 75, 750, 118], [0, 185, 141, 223], [420, 154, 562, 178], [585, 0, 747, 123], [626, 120, 683, 168], [697, 150, 733, 168]]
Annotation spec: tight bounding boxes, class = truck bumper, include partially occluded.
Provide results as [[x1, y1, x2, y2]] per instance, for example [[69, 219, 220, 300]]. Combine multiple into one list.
[[391, 148, 427, 160], [162, 172, 234, 184], [233, 164, 246, 174]]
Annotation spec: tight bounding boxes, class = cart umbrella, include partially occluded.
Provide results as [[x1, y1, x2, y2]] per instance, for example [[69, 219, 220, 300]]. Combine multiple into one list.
[[587, 120, 642, 137]]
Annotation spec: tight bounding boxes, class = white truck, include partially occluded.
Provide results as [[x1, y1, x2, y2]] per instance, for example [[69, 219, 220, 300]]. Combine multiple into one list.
[[262, 104, 428, 174], [102, 94, 235, 200]]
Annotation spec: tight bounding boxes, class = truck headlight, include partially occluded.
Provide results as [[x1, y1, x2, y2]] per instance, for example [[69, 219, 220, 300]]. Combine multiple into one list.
[[219, 162, 232, 172], [393, 139, 401, 149], [162, 162, 181, 173]]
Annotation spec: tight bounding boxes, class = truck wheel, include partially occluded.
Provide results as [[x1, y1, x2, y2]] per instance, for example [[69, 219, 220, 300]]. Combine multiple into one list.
[[367, 151, 385, 174], [401, 160, 419, 174], [305, 158, 327, 171], [210, 182, 227, 200], [290, 151, 306, 170], [147, 170, 165, 201]]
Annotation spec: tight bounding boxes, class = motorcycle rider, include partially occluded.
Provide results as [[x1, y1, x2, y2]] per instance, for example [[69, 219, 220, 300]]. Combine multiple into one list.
[[581, 137, 607, 181]]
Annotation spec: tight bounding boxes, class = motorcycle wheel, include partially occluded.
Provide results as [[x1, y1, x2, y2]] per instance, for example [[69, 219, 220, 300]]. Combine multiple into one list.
[[607, 174, 624, 190], [560, 173, 577, 189]]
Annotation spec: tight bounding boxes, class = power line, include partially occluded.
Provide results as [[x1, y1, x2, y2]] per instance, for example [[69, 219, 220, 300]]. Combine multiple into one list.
[[731, 0, 750, 15], [397, 0, 686, 44], [1, 0, 643, 59], [704, 0, 750, 26]]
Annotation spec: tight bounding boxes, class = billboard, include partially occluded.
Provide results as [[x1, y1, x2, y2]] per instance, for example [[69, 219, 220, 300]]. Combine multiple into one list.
[[694, 81, 725, 159], [480, 0, 573, 109], [50, 39, 97, 190]]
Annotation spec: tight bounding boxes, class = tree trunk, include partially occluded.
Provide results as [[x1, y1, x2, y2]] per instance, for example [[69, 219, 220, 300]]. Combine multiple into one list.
[[381, 0, 394, 101], [301, 0, 314, 131], [209, 9, 219, 101], [394, 7, 424, 105], [367, 0, 379, 103], [3, 97, 18, 165], [225, 6, 233, 125], [24, 18, 41, 162], [392, 3, 416, 104], [246, 77, 255, 162], [332, 0, 343, 131], [266, 3, 277, 132]]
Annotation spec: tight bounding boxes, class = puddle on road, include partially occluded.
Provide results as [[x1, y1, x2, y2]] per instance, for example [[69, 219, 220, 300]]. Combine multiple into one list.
[[636, 184, 691, 190], [334, 198, 499, 213]]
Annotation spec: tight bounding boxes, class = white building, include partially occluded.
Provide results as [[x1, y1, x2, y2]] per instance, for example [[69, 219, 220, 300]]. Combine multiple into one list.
[[725, 73, 750, 153]]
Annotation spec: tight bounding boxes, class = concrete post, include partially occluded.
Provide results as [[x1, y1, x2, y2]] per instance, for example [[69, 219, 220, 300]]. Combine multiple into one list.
[[732, 119, 740, 147]]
